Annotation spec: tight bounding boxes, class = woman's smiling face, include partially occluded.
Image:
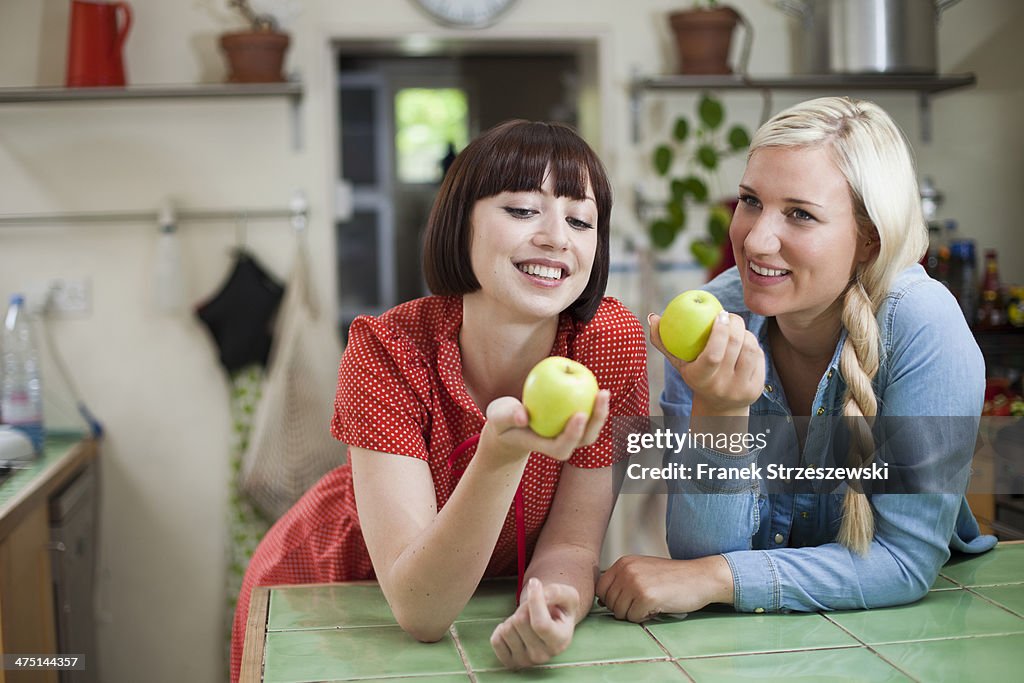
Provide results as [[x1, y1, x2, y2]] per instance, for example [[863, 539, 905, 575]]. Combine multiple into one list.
[[730, 145, 874, 326], [467, 168, 598, 322]]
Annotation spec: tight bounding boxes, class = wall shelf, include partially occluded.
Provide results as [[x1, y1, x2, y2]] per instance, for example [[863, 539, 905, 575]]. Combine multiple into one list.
[[0, 81, 305, 149], [629, 73, 976, 143]]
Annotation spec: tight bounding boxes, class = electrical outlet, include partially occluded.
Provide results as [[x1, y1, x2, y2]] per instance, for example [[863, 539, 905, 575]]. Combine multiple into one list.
[[51, 278, 91, 314], [23, 278, 91, 316]]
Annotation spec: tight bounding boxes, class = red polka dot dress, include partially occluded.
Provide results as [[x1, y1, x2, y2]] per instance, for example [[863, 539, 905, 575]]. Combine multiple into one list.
[[230, 295, 648, 681]]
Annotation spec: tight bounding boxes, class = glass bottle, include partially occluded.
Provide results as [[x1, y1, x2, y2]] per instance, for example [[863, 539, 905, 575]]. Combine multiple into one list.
[[919, 177, 945, 277], [949, 239, 978, 326], [935, 245, 951, 290], [925, 223, 943, 279], [976, 249, 1008, 331]]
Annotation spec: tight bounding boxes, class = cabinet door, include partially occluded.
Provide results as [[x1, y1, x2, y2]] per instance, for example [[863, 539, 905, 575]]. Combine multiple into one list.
[[0, 503, 58, 683]]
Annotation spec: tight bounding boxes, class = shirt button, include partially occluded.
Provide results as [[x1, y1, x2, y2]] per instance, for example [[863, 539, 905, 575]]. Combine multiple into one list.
[[774, 533, 784, 544], [827, 370, 833, 380], [754, 607, 765, 613], [801, 511, 809, 519], [764, 384, 774, 393], [816, 407, 825, 416]]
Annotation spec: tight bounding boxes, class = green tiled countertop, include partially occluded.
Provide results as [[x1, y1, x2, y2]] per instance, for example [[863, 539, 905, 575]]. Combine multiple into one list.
[[0, 433, 93, 538], [245, 543, 1024, 682], [0, 433, 84, 504]]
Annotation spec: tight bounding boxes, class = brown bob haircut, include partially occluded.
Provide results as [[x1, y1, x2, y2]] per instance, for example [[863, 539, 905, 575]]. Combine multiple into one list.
[[422, 119, 612, 323]]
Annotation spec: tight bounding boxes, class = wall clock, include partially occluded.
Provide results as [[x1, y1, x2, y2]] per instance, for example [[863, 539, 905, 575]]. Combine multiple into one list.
[[413, 0, 520, 28]]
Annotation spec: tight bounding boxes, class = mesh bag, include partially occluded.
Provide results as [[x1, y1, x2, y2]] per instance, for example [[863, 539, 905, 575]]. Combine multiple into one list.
[[239, 241, 345, 520]]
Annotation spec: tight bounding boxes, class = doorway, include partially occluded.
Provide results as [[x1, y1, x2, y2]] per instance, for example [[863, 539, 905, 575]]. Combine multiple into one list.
[[332, 41, 599, 339]]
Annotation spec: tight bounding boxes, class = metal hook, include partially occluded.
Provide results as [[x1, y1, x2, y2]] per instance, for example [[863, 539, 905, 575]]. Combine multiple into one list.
[[235, 212, 249, 250], [289, 190, 308, 235]]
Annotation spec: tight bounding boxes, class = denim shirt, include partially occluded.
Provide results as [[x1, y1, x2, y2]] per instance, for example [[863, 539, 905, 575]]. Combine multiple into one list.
[[661, 264, 997, 613]]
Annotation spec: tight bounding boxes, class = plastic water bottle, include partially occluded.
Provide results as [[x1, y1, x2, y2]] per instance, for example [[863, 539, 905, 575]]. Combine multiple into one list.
[[2, 294, 44, 453]]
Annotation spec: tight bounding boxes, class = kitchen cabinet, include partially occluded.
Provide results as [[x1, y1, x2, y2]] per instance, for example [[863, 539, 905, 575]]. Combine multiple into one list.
[[0, 438, 98, 683], [0, 502, 57, 683]]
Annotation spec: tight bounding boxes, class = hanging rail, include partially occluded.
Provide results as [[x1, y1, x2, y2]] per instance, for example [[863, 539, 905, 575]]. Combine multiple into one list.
[[0, 192, 309, 229]]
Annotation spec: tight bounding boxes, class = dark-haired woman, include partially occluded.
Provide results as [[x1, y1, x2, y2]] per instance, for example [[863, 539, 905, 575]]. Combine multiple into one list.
[[230, 120, 648, 679]]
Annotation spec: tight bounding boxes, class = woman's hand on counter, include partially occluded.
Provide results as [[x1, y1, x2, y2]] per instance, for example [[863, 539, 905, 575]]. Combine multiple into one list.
[[490, 578, 579, 669], [596, 555, 734, 622]]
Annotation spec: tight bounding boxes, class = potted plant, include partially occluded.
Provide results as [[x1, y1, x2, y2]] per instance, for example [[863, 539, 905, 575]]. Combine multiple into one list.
[[218, 0, 291, 83], [646, 92, 751, 270], [668, 1, 749, 75]]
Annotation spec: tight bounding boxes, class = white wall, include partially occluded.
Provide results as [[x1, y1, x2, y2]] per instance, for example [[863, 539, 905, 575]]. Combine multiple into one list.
[[0, 1, 1020, 681]]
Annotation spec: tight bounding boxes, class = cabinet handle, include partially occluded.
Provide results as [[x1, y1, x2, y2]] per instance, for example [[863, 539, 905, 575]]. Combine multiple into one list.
[[48, 541, 66, 552]]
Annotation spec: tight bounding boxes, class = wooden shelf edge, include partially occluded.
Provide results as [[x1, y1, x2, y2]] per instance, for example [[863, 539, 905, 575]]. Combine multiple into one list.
[[632, 73, 976, 95], [0, 81, 303, 105]]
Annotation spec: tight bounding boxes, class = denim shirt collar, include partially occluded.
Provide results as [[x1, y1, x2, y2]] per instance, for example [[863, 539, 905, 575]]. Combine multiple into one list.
[[743, 308, 848, 418]]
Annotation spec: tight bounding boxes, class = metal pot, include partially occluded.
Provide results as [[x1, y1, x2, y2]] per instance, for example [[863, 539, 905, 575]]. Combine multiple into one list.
[[830, 0, 961, 74], [774, 0, 961, 75], [774, 0, 831, 74]]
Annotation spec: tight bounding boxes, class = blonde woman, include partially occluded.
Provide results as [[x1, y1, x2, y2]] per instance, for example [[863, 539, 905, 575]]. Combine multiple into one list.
[[598, 97, 996, 619]]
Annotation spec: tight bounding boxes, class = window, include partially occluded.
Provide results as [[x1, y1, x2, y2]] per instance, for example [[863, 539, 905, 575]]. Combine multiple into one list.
[[394, 88, 468, 184]]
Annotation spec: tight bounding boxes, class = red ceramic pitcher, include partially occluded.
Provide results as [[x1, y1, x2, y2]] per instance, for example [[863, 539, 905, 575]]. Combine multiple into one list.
[[66, 0, 133, 87]]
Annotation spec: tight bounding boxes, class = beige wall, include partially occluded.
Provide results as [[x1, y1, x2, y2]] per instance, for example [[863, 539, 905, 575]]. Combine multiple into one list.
[[0, 1, 1020, 681]]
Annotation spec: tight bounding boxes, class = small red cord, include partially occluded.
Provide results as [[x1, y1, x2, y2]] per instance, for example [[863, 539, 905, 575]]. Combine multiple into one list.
[[448, 433, 527, 604]]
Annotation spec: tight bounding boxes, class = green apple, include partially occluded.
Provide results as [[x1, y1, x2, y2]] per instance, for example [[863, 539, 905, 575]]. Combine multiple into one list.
[[659, 289, 724, 361], [522, 356, 599, 438]]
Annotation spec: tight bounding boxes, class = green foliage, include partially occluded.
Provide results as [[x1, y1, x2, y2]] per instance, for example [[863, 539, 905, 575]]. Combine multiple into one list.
[[394, 88, 469, 183], [647, 93, 751, 268]]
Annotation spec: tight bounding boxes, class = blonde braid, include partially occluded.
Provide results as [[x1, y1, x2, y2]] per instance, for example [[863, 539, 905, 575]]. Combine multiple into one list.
[[836, 275, 881, 554]]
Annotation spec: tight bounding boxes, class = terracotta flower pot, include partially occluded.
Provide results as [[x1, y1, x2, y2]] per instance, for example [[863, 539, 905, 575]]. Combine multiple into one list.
[[219, 30, 290, 83], [668, 6, 741, 75]]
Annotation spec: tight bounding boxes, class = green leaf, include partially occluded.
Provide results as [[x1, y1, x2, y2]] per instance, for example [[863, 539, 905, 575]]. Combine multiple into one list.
[[697, 145, 719, 171], [708, 205, 731, 244], [672, 117, 690, 143], [690, 239, 722, 268], [653, 145, 673, 176], [682, 175, 709, 202], [670, 178, 687, 203], [698, 94, 724, 130], [666, 201, 686, 229], [727, 125, 751, 151], [650, 220, 677, 249]]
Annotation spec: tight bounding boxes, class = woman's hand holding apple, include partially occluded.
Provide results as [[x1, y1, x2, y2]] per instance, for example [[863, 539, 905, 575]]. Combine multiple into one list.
[[650, 310, 764, 416], [479, 390, 611, 466]]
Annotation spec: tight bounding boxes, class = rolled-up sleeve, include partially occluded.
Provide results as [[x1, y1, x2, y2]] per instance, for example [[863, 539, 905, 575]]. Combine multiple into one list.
[[662, 360, 763, 560], [726, 493, 960, 612]]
